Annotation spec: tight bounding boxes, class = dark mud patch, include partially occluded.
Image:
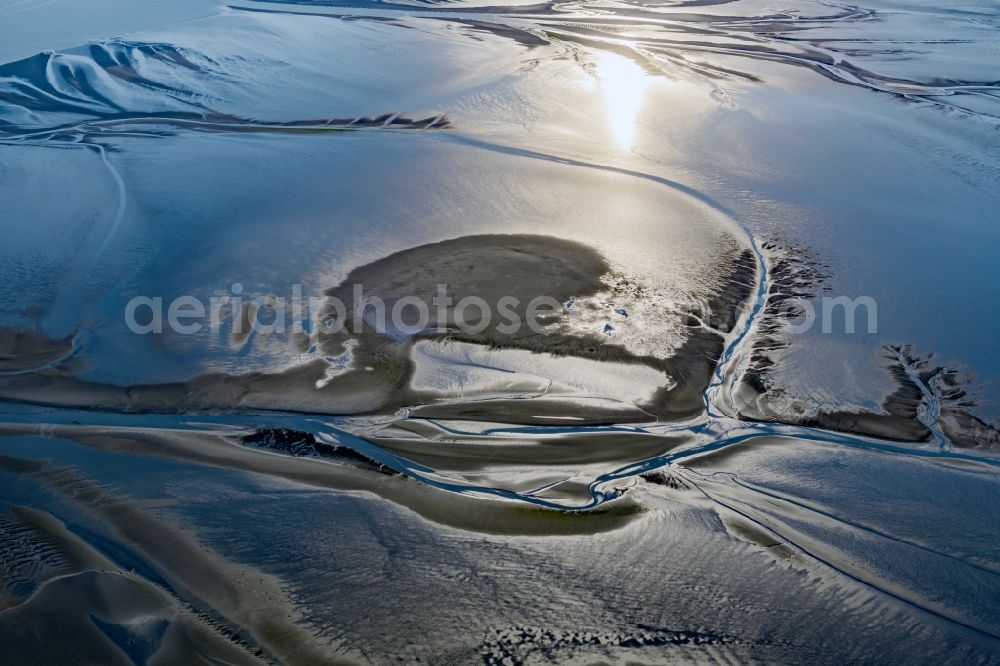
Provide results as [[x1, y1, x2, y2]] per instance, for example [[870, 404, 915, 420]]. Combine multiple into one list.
[[648, 245, 757, 419], [885, 345, 1000, 450], [4, 233, 992, 452], [738, 240, 831, 399], [0, 234, 757, 423], [479, 623, 739, 666], [731, 241, 933, 441], [640, 468, 692, 490], [0, 327, 74, 374], [452, 19, 551, 49], [733, 243, 999, 449], [316, 233, 757, 421], [241, 427, 398, 474]]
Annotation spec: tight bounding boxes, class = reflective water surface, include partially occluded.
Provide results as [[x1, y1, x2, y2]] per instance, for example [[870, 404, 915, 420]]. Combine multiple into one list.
[[1, 0, 998, 663]]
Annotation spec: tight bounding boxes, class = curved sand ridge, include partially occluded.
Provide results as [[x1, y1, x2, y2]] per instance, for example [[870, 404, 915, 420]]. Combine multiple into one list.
[[0, 39, 450, 139]]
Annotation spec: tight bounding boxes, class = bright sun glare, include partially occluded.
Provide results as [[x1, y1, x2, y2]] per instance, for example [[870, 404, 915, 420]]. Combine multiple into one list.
[[596, 50, 651, 149]]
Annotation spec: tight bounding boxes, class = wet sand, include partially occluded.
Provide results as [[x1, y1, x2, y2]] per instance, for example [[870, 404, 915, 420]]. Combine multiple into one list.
[[0, 328, 74, 374], [1, 0, 999, 663]]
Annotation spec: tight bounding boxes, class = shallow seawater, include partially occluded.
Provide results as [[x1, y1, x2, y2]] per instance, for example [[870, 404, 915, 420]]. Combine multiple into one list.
[[0, 0, 998, 663]]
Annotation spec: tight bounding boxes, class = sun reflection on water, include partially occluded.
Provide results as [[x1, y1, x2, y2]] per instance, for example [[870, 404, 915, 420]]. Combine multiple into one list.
[[596, 50, 652, 149]]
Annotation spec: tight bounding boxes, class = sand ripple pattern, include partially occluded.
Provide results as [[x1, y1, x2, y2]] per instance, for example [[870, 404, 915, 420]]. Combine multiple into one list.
[[0, 38, 450, 139]]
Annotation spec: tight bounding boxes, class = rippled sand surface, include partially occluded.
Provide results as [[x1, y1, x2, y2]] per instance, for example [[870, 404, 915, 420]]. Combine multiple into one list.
[[1, 0, 999, 663]]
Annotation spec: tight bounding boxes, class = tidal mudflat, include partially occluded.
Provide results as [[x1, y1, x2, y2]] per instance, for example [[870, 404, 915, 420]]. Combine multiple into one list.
[[1, 0, 998, 663]]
